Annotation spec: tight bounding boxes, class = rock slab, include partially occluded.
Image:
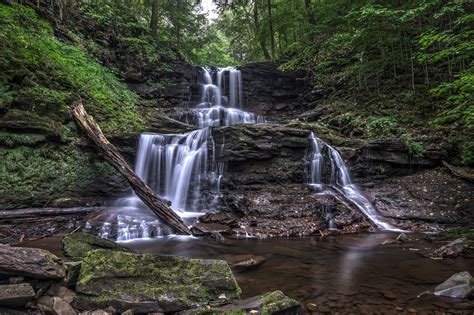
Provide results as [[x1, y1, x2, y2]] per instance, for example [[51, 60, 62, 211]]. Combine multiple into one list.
[[0, 244, 65, 279], [179, 290, 302, 314], [74, 249, 241, 313], [0, 283, 35, 307], [434, 271, 474, 299], [62, 233, 131, 260]]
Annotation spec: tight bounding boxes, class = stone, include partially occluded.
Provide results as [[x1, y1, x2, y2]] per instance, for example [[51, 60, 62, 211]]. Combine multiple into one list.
[[8, 277, 24, 284], [73, 249, 241, 313], [191, 223, 232, 236], [382, 290, 397, 300], [121, 310, 134, 315], [0, 283, 35, 307], [61, 234, 132, 260], [37, 295, 77, 315], [64, 261, 82, 287], [396, 233, 410, 243], [228, 254, 266, 272], [432, 238, 470, 258], [0, 244, 65, 279], [179, 290, 302, 315], [79, 311, 111, 315], [47, 283, 76, 303], [434, 271, 473, 299], [307, 303, 317, 311]]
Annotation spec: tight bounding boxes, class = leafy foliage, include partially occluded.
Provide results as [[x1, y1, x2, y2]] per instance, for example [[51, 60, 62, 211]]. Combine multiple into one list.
[[216, 0, 473, 165], [0, 3, 143, 134]]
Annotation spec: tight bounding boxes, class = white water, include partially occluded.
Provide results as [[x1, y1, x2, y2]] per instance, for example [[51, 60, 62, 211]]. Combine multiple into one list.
[[307, 132, 400, 231], [94, 67, 263, 241]]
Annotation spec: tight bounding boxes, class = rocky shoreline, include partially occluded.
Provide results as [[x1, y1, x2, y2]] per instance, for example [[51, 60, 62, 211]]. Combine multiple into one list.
[[0, 233, 303, 315]]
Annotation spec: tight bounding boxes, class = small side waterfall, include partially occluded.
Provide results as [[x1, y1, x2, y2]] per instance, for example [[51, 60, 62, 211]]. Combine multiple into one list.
[[307, 132, 400, 231]]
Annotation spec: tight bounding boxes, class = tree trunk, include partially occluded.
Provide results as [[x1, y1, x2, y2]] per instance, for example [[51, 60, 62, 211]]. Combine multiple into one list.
[[150, 0, 159, 37], [253, 0, 271, 60], [266, 0, 276, 60], [304, 0, 316, 25], [71, 103, 191, 235]]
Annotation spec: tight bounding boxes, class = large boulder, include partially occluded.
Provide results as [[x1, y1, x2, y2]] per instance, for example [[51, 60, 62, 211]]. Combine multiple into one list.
[[433, 238, 470, 258], [73, 249, 241, 313], [0, 244, 65, 279], [61, 234, 131, 260], [0, 283, 35, 307], [434, 271, 474, 299], [179, 290, 302, 315]]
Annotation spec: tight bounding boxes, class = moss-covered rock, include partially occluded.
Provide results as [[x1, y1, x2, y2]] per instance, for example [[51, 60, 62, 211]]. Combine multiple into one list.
[[61, 234, 131, 260], [73, 249, 241, 313], [179, 290, 302, 315], [0, 144, 129, 209]]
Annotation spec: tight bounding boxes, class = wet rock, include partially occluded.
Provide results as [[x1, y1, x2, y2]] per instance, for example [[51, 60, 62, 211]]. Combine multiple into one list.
[[37, 295, 77, 315], [0, 283, 35, 307], [0, 244, 65, 279], [381, 290, 397, 300], [206, 232, 226, 243], [73, 249, 241, 313], [179, 290, 302, 315], [64, 261, 82, 287], [228, 254, 266, 272], [381, 239, 399, 245], [8, 276, 24, 284], [47, 283, 76, 304], [194, 212, 238, 226], [78, 311, 111, 315], [433, 238, 470, 258], [306, 303, 317, 311], [61, 233, 131, 260], [434, 271, 473, 299], [396, 233, 410, 243], [191, 223, 231, 236]]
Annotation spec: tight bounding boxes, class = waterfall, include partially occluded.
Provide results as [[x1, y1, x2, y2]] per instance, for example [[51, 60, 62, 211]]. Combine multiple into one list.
[[307, 132, 400, 231], [194, 67, 264, 128], [91, 66, 263, 241]]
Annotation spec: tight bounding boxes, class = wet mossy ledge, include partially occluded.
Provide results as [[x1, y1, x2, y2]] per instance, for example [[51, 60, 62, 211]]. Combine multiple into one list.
[[0, 233, 303, 314]]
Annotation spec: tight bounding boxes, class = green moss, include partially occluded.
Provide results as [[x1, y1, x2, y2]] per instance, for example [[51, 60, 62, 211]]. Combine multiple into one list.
[[260, 290, 300, 315], [62, 234, 131, 260], [0, 131, 46, 147], [76, 249, 241, 312], [0, 3, 144, 135], [0, 144, 125, 209], [439, 228, 474, 241]]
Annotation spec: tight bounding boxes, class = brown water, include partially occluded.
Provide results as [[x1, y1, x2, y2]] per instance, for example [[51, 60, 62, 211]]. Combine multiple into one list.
[[25, 233, 474, 313]]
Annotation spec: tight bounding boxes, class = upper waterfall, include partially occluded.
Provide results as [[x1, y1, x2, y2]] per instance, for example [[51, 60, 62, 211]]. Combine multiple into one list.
[[194, 67, 264, 128]]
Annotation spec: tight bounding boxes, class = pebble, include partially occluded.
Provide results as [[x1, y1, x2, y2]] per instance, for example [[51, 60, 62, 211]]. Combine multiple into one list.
[[382, 290, 397, 300], [408, 308, 417, 313], [306, 303, 317, 311]]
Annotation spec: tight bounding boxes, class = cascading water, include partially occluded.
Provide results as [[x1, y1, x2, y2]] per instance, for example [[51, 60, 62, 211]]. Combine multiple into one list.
[[90, 66, 263, 241], [307, 132, 400, 231]]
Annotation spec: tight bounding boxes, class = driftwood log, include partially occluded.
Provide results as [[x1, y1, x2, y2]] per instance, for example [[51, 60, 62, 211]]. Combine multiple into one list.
[[71, 102, 191, 235]]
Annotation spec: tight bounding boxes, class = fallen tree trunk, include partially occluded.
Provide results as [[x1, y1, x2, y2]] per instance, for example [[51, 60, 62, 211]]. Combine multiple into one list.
[[71, 102, 191, 235]]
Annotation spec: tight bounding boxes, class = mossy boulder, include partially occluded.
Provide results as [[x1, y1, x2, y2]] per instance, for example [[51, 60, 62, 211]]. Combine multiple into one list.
[[73, 249, 241, 313], [61, 234, 131, 260], [179, 290, 302, 315]]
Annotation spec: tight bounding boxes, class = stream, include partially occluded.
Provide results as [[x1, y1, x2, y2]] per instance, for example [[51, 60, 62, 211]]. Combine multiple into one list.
[[24, 233, 474, 313]]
